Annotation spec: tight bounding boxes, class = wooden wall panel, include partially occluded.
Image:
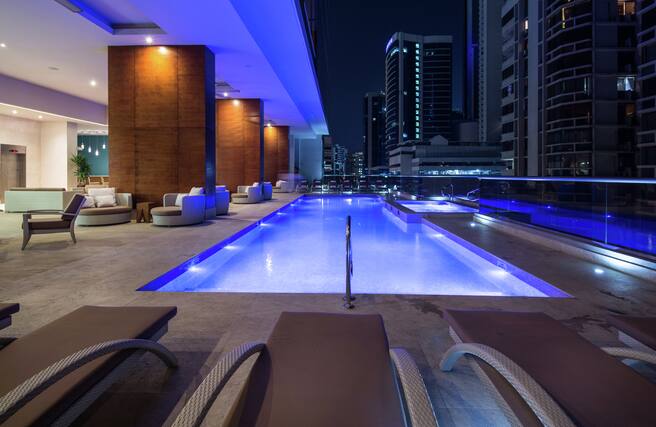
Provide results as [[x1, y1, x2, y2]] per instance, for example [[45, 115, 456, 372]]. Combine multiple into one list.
[[109, 45, 215, 210], [276, 126, 290, 176], [264, 126, 290, 183], [215, 99, 263, 192]]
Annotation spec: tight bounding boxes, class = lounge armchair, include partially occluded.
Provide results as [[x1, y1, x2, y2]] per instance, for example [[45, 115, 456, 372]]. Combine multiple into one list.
[[296, 179, 309, 193], [272, 180, 293, 193], [21, 193, 86, 250], [77, 193, 133, 226], [171, 312, 437, 427], [152, 193, 205, 226], [262, 182, 273, 200], [312, 179, 322, 192], [342, 179, 353, 192], [215, 186, 230, 215], [0, 303, 19, 331], [440, 309, 656, 427], [232, 183, 262, 204], [608, 315, 656, 354], [0, 305, 177, 426]]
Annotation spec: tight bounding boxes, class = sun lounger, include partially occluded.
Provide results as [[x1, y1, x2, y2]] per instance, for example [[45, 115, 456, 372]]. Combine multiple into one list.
[[440, 309, 656, 427], [171, 312, 437, 427], [0, 303, 19, 331], [0, 305, 177, 426]]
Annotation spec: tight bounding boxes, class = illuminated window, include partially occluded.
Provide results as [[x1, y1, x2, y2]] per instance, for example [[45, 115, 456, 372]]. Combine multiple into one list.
[[415, 43, 420, 48], [617, 76, 636, 92], [403, 48, 408, 53], [523, 19, 528, 31], [618, 1, 636, 16]]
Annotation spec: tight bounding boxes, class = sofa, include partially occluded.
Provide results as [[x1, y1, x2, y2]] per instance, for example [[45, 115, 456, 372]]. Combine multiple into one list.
[[273, 180, 293, 193], [4, 188, 77, 213], [152, 191, 205, 226], [77, 193, 133, 226], [216, 185, 230, 215], [232, 183, 262, 204]]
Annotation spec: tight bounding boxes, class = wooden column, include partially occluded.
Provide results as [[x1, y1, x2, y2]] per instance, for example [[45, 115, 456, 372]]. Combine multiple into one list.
[[215, 99, 263, 192], [108, 45, 215, 215], [264, 125, 290, 183]]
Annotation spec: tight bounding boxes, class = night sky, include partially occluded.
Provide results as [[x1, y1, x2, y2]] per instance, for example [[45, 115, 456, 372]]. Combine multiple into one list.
[[316, 0, 465, 153]]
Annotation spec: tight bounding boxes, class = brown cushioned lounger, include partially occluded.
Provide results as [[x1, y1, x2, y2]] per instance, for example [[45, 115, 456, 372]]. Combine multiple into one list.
[[0, 303, 19, 330], [440, 309, 656, 427], [0, 305, 178, 427], [171, 312, 437, 427], [608, 315, 656, 352]]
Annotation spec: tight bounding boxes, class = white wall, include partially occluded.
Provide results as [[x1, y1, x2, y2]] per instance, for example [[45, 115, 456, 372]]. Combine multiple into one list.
[[0, 115, 78, 189], [40, 122, 78, 189], [291, 135, 322, 181], [0, 114, 41, 186]]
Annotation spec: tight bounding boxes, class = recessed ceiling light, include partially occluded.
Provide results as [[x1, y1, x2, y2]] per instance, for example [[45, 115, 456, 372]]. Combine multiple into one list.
[[90, 79, 97, 87], [158, 46, 168, 54], [594, 268, 604, 275], [11, 110, 17, 114], [232, 99, 240, 106], [223, 92, 229, 97], [38, 115, 43, 119], [267, 122, 272, 127], [0, 43, 6, 48], [145, 36, 153, 44]]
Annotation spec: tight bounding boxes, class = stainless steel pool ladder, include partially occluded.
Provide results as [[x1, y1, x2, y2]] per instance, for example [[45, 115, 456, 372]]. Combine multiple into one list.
[[343, 215, 355, 309]]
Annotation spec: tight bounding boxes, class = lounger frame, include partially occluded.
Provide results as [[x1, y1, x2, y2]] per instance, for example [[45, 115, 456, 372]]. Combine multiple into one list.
[[0, 325, 177, 427], [441, 326, 656, 427], [171, 342, 437, 427]]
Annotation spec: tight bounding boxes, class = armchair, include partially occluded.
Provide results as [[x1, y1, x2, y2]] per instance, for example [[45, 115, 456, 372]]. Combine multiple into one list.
[[232, 184, 262, 204], [151, 193, 205, 226], [21, 194, 86, 250]]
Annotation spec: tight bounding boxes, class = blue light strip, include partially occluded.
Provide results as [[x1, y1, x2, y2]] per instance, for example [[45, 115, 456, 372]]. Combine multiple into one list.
[[480, 177, 656, 185]]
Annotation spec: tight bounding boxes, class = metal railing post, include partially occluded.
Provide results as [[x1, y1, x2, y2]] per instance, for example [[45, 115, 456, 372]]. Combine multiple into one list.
[[343, 215, 355, 309]]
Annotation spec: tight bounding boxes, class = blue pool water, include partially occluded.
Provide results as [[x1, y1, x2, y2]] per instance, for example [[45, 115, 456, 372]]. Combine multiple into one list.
[[145, 196, 567, 297]]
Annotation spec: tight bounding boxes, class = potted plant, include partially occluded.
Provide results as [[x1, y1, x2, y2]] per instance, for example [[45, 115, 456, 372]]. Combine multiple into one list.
[[70, 154, 91, 188]]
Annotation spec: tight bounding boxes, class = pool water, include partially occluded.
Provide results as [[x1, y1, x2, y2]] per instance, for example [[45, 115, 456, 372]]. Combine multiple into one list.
[[146, 196, 566, 297], [398, 200, 478, 214]]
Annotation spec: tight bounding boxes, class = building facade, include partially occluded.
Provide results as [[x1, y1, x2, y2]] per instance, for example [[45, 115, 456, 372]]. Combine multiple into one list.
[[333, 143, 348, 175], [638, 0, 656, 177], [384, 33, 453, 157], [347, 151, 365, 176], [362, 92, 387, 174]]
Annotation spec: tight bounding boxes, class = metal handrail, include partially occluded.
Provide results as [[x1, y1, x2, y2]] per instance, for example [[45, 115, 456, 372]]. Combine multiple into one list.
[[343, 215, 355, 309]]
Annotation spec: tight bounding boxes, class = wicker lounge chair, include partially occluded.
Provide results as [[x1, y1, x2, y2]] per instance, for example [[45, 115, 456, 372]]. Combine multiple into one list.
[[296, 179, 309, 193], [0, 305, 177, 426], [171, 312, 437, 427], [440, 309, 656, 427], [608, 315, 656, 354], [21, 193, 86, 250], [0, 303, 19, 331], [312, 179, 322, 192]]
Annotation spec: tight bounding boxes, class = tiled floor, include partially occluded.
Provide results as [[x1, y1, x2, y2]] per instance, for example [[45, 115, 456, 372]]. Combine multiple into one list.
[[1, 194, 655, 426]]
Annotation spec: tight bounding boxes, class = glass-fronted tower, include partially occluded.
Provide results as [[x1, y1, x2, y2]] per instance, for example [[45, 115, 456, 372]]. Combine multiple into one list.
[[384, 33, 453, 158], [362, 92, 387, 174]]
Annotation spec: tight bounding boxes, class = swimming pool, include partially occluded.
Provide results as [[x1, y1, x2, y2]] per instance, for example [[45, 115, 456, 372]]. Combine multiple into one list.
[[397, 200, 478, 214], [142, 196, 567, 297]]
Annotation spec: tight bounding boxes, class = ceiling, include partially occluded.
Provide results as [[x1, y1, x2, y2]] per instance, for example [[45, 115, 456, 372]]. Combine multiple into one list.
[[0, 0, 327, 135], [0, 102, 108, 131]]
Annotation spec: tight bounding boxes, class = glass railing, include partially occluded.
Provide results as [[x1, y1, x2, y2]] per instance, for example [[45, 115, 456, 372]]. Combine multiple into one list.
[[314, 175, 480, 200], [478, 177, 656, 256]]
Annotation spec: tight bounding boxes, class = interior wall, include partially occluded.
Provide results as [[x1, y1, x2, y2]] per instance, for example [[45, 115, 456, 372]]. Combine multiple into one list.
[[79, 135, 109, 175], [216, 99, 263, 192], [264, 126, 290, 183], [0, 115, 41, 187], [108, 45, 216, 213], [40, 122, 77, 189]]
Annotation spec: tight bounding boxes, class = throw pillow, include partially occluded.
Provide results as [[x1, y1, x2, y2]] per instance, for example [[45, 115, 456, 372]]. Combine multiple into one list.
[[81, 195, 95, 209], [189, 187, 204, 195], [175, 193, 187, 207], [88, 187, 116, 206], [95, 195, 116, 208]]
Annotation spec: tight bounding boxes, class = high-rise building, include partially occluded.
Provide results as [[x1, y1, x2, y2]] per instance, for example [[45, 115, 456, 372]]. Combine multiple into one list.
[[637, 0, 656, 177], [362, 92, 387, 174], [333, 143, 348, 175], [540, 0, 638, 177], [347, 151, 365, 176], [384, 33, 453, 157], [499, 0, 536, 176], [466, 0, 503, 145], [322, 135, 333, 176]]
